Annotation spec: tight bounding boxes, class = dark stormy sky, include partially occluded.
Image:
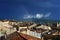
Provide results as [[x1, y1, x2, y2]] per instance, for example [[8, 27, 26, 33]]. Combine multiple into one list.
[[0, 0, 60, 20]]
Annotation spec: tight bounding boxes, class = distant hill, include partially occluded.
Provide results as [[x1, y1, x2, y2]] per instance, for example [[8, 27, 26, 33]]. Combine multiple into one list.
[[21, 18, 60, 24], [1, 18, 59, 23]]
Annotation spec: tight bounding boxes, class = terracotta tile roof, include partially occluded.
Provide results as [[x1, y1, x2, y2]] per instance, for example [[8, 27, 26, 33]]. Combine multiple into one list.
[[19, 33, 41, 40]]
